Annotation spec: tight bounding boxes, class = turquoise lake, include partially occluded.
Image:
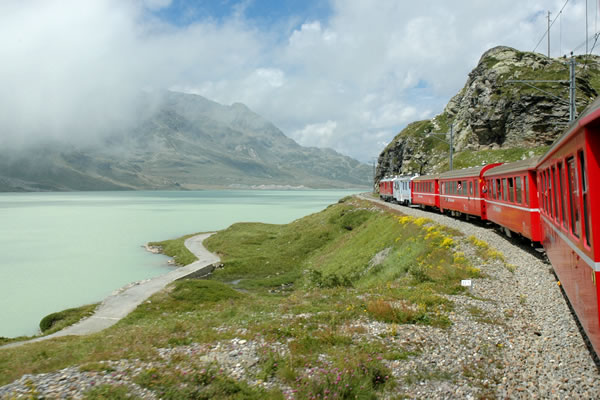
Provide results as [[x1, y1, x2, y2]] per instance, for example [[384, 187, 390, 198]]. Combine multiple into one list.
[[0, 190, 359, 338]]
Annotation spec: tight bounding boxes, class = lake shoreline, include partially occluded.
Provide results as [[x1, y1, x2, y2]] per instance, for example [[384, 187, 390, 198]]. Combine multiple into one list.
[[1, 233, 220, 349]]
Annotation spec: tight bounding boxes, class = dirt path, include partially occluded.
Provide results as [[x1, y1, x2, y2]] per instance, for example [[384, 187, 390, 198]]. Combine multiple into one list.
[[1, 233, 219, 349]]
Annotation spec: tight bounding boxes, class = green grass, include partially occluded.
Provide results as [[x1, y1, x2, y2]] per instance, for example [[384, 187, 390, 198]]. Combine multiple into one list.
[[0, 303, 99, 346], [0, 197, 483, 397], [148, 233, 202, 266], [39, 303, 99, 334]]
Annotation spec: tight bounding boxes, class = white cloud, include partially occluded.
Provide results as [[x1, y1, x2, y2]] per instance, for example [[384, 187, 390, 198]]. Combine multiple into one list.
[[0, 0, 591, 161], [293, 120, 338, 148]]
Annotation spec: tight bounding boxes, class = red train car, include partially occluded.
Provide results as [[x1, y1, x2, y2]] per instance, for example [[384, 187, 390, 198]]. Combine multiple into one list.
[[411, 174, 440, 208], [379, 177, 394, 201], [438, 164, 502, 219], [536, 98, 600, 355], [483, 158, 542, 242]]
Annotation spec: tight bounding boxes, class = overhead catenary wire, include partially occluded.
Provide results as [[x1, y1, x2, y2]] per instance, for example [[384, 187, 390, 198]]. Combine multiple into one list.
[[533, 0, 570, 54]]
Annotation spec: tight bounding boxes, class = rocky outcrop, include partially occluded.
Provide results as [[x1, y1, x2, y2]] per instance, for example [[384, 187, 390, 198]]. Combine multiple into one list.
[[376, 46, 600, 187]]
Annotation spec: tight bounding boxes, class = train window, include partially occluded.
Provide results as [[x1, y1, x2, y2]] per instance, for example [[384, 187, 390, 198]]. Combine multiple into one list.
[[552, 166, 559, 222], [548, 169, 554, 218], [547, 169, 552, 216], [567, 156, 580, 238], [475, 180, 478, 196], [579, 151, 591, 247], [515, 177, 522, 204], [469, 181, 473, 196], [496, 179, 502, 200], [542, 170, 548, 214], [508, 177, 514, 202], [502, 178, 507, 201], [524, 176, 529, 206], [558, 162, 566, 227]]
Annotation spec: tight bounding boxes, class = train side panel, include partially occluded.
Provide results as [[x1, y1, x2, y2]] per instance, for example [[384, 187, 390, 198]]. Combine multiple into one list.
[[537, 119, 600, 355], [411, 177, 439, 208]]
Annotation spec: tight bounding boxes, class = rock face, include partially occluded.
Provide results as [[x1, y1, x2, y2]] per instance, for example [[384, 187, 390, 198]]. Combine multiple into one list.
[[375, 46, 600, 187], [0, 91, 371, 191]]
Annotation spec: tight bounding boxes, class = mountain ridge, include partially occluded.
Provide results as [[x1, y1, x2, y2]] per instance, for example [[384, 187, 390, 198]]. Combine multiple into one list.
[[0, 91, 370, 192]]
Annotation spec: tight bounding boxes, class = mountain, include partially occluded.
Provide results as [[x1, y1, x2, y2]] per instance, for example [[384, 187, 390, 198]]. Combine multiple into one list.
[[0, 91, 371, 191], [375, 46, 600, 185]]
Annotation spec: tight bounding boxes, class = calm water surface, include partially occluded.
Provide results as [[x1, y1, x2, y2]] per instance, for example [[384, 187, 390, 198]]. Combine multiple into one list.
[[0, 190, 358, 337]]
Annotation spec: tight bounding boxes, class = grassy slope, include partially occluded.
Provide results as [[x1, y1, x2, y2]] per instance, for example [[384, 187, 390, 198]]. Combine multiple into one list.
[[0, 197, 482, 399]]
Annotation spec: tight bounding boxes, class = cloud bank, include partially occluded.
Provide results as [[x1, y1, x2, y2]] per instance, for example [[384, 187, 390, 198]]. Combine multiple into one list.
[[0, 0, 593, 160]]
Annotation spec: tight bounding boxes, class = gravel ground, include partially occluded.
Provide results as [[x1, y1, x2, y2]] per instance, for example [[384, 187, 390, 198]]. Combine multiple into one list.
[[363, 195, 600, 398], [2, 194, 599, 399]]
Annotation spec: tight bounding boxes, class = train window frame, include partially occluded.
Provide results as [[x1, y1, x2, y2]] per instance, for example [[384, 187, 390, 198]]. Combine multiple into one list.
[[502, 178, 507, 201], [544, 170, 549, 214], [552, 166, 559, 223], [515, 176, 522, 204], [567, 155, 581, 239], [579, 150, 591, 248], [543, 170, 548, 214], [548, 168, 555, 218], [558, 161, 566, 227]]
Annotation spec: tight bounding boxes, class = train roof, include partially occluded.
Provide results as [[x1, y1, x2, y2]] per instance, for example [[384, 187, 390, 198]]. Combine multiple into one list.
[[413, 174, 439, 181], [438, 163, 502, 180], [482, 157, 539, 177], [538, 96, 600, 165]]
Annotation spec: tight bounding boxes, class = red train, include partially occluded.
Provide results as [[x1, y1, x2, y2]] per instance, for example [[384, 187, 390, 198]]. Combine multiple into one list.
[[378, 97, 600, 355]]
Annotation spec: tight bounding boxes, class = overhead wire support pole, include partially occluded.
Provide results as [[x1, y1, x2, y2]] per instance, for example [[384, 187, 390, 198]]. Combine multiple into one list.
[[506, 53, 576, 123], [424, 124, 454, 171], [548, 11, 551, 57], [570, 54, 577, 121]]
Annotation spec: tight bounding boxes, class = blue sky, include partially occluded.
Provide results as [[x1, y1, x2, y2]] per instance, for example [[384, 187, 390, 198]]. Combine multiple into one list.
[[0, 0, 595, 162], [152, 0, 331, 30]]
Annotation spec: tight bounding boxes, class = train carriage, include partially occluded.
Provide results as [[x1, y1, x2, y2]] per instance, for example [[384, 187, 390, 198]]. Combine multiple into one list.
[[379, 177, 394, 201], [438, 164, 502, 219], [536, 97, 600, 355], [411, 174, 440, 209], [393, 175, 417, 205], [483, 158, 542, 242]]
